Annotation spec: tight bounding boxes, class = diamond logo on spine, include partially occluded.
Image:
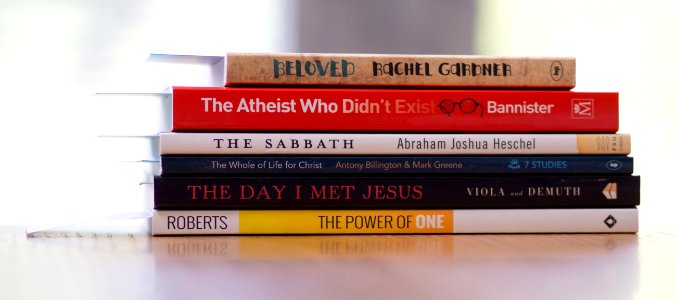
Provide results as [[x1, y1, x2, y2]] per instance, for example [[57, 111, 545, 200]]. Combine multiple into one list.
[[604, 215, 617, 228]]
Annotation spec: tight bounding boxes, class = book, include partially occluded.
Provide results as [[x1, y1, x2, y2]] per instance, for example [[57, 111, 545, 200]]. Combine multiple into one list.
[[94, 92, 171, 136], [153, 175, 640, 209], [160, 155, 634, 175], [224, 53, 575, 89], [171, 87, 615, 132], [159, 133, 631, 155], [151, 208, 638, 235]]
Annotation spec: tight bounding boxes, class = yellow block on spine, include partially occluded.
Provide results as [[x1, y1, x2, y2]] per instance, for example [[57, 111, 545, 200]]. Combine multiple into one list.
[[239, 210, 455, 234]]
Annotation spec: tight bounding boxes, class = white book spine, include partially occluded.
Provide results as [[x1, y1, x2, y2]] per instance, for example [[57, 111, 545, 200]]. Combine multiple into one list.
[[152, 208, 638, 235], [452, 208, 637, 233], [159, 133, 630, 155]]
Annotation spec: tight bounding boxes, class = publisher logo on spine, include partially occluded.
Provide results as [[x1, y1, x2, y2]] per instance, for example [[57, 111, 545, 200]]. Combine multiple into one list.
[[571, 99, 594, 119], [602, 183, 618, 200], [604, 215, 617, 228], [550, 61, 563, 81], [606, 160, 623, 171]]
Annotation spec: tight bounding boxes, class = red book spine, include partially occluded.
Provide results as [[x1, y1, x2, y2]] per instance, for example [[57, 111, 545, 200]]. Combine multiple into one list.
[[171, 87, 618, 132]]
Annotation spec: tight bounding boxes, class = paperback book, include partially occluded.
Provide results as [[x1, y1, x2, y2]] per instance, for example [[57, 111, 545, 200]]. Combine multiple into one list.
[[172, 87, 615, 132], [159, 155, 634, 175], [159, 133, 631, 155], [224, 53, 575, 89], [152, 208, 638, 235], [153, 175, 640, 209]]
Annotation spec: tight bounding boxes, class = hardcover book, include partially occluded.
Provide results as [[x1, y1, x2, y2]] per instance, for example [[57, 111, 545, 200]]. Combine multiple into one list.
[[171, 87, 615, 132], [159, 155, 634, 175], [153, 175, 640, 209], [224, 53, 575, 89], [158, 133, 631, 155], [151, 208, 638, 235]]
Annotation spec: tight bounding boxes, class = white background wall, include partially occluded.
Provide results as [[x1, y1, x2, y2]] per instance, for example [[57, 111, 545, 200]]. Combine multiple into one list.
[[476, 0, 676, 232], [0, 0, 297, 231], [0, 0, 671, 233]]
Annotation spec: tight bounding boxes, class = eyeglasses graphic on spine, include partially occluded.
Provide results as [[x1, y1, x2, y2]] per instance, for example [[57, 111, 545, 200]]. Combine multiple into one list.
[[438, 98, 484, 118]]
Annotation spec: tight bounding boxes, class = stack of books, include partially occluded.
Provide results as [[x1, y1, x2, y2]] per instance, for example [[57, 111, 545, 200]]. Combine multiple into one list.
[[151, 53, 639, 235]]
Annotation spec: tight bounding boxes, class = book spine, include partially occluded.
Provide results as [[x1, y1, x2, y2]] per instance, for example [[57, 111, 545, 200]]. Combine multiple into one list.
[[224, 53, 575, 89], [152, 175, 640, 209], [151, 208, 638, 235], [172, 87, 615, 132], [160, 156, 634, 175], [159, 133, 631, 155]]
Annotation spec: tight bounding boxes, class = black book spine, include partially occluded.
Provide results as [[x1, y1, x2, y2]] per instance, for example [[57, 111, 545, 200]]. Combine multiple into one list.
[[153, 175, 640, 209], [160, 156, 634, 175]]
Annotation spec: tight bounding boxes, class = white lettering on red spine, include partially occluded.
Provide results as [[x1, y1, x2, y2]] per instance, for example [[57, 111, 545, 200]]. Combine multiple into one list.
[[487, 101, 554, 114]]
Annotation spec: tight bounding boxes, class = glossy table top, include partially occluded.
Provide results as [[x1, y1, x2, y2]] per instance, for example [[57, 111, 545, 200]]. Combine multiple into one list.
[[3, 228, 676, 300]]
